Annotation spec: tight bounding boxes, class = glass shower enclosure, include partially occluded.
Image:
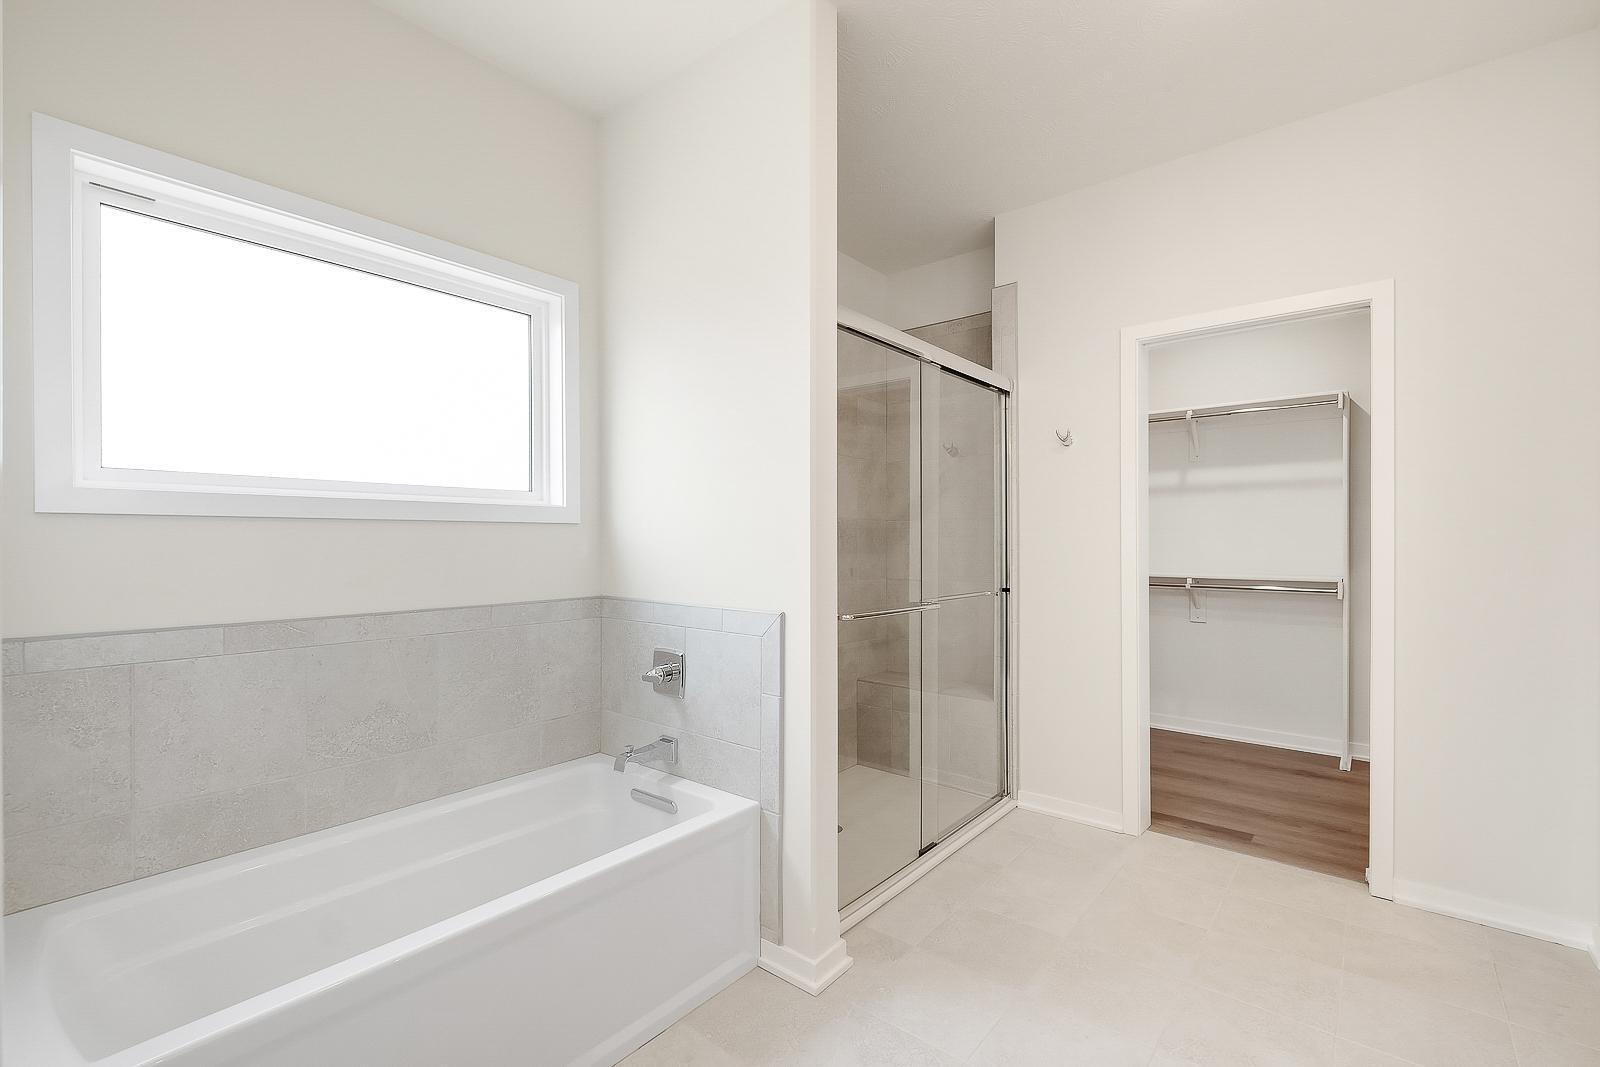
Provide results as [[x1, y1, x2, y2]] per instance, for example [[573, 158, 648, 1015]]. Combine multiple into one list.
[[836, 322, 1009, 909]]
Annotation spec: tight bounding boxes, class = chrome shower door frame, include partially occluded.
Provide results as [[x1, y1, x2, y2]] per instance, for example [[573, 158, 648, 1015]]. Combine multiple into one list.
[[836, 307, 1013, 912]]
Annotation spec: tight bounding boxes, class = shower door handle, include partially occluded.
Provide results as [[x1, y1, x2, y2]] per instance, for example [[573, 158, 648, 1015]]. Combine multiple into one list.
[[837, 602, 940, 622]]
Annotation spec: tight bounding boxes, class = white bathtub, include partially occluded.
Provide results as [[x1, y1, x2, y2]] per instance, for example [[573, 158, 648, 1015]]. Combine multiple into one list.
[[5, 755, 760, 1066]]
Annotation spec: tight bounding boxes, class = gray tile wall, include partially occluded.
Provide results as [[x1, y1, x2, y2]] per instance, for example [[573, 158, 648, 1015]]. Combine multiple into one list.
[[838, 337, 920, 779], [3, 595, 787, 933], [906, 311, 993, 369], [595, 599, 784, 942], [2, 600, 604, 912]]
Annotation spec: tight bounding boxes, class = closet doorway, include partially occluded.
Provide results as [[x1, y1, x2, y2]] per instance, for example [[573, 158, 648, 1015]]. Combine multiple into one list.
[[1120, 284, 1395, 896], [835, 311, 1011, 911]]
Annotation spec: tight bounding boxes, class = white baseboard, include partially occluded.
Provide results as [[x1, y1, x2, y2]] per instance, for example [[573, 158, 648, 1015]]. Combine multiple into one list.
[[1152, 717, 1371, 762], [758, 936, 852, 996], [1017, 790, 1127, 833], [1392, 878, 1595, 952], [1591, 927, 1600, 972]]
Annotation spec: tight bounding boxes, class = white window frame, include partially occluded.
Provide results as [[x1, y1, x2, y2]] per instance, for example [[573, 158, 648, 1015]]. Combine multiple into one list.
[[31, 114, 581, 523]]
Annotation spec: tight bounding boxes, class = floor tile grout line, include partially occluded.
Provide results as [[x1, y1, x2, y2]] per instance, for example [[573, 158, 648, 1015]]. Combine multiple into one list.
[[1489, 958, 1514, 1038], [1341, 910, 1530, 1018], [1333, 968, 1348, 1044], [1492, 955, 1600, 1054], [1499, 959, 1529, 1067], [1198, 984, 1342, 1041], [960, 1010, 1004, 1064], [1342, 1035, 1428, 1067], [1340, 965, 1524, 1050]]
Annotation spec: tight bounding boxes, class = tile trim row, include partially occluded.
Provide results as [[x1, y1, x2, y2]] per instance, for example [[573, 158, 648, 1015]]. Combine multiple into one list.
[[3, 596, 783, 673]]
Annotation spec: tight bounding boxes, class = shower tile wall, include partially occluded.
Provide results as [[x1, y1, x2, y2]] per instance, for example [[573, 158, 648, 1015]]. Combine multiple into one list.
[[3, 596, 786, 927], [837, 352, 1000, 790], [854, 677, 910, 771], [907, 311, 993, 369], [595, 599, 784, 942], [838, 347, 920, 781], [927, 374, 1004, 805]]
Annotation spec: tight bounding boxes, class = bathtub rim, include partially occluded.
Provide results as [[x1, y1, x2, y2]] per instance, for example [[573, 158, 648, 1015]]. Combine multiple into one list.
[[5, 754, 758, 1067]]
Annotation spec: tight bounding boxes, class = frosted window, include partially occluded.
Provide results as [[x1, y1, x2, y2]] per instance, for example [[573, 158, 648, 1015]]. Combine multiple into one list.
[[98, 206, 534, 492]]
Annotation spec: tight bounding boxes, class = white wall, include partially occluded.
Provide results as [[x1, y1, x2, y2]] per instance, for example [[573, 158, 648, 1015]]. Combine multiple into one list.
[[998, 32, 1600, 936], [1147, 313, 1372, 414], [601, 0, 841, 970], [838, 251, 891, 322], [888, 245, 993, 329], [837, 245, 993, 330], [1148, 312, 1371, 758], [2, 0, 602, 638], [1, 0, 8, 1036]]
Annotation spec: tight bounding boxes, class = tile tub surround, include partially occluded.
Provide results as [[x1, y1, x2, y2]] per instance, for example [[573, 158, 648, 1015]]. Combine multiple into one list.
[[2, 600, 604, 912], [596, 599, 784, 942]]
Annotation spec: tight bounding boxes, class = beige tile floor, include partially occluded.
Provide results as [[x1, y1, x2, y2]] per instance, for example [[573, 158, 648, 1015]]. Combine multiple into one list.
[[624, 809, 1600, 1066]]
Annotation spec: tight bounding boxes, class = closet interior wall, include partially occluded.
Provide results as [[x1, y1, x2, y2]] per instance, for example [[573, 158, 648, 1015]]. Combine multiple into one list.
[[1148, 311, 1371, 759]]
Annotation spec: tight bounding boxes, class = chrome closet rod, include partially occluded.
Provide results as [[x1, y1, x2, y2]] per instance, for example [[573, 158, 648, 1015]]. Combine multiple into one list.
[[1149, 578, 1341, 596], [934, 590, 1000, 602], [1147, 397, 1340, 424], [838, 602, 941, 622]]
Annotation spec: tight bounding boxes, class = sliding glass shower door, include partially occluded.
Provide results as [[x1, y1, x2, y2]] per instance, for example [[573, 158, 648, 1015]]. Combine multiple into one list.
[[837, 325, 1007, 909], [837, 328, 925, 907], [919, 363, 1007, 845]]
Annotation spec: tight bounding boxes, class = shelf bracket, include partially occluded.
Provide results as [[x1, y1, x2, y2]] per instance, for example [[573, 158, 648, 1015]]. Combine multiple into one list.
[[1185, 409, 1200, 460]]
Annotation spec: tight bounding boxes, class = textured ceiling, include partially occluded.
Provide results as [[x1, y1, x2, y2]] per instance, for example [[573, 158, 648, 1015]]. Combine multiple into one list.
[[838, 0, 1600, 270], [370, 0, 794, 113]]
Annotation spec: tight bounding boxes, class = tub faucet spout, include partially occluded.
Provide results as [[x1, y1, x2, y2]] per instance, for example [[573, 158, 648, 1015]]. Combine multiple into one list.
[[614, 736, 678, 772]]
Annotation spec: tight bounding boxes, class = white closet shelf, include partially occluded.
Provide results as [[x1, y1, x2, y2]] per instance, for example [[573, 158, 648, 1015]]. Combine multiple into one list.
[[1148, 390, 1345, 425], [1149, 574, 1344, 599]]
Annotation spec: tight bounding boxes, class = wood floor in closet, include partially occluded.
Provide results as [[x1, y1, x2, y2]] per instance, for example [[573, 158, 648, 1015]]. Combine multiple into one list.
[[1149, 729, 1370, 882]]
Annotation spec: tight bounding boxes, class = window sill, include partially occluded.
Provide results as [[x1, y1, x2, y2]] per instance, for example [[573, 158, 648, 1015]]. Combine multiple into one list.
[[35, 483, 580, 524]]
